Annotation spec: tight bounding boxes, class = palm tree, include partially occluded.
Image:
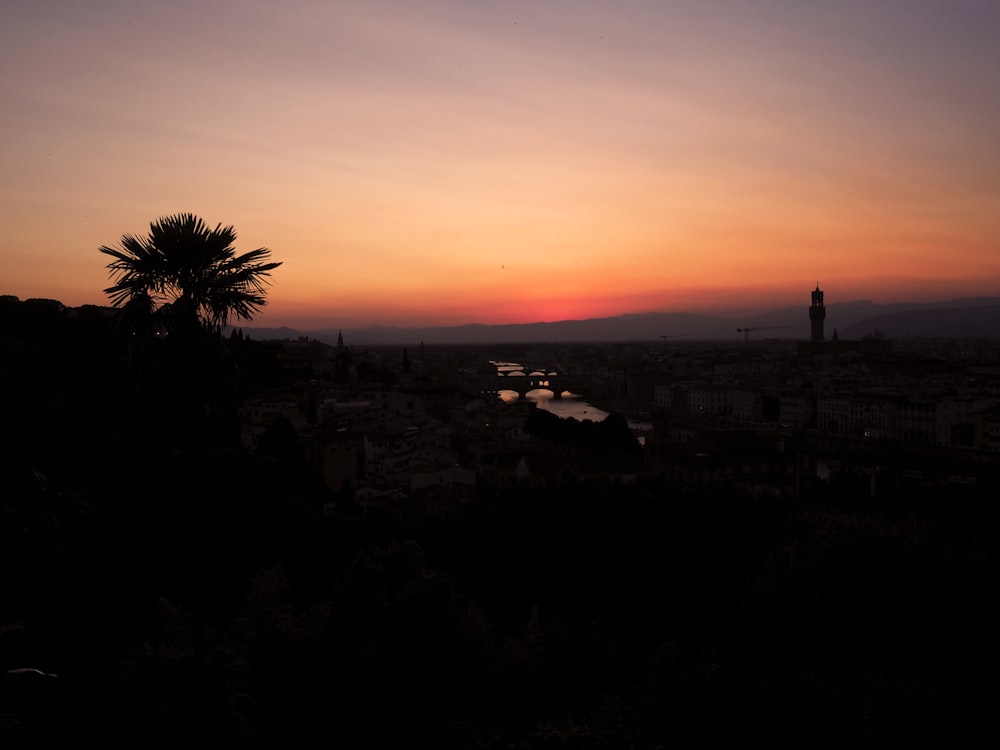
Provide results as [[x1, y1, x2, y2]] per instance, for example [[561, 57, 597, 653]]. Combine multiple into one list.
[[99, 213, 281, 336], [101, 215, 281, 470]]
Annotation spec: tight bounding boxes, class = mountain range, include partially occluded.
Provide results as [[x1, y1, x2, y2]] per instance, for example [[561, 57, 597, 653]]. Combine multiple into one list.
[[240, 297, 1000, 346]]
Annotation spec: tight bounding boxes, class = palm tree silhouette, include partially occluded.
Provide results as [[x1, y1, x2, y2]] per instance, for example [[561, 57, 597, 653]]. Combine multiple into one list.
[[99, 213, 281, 337]]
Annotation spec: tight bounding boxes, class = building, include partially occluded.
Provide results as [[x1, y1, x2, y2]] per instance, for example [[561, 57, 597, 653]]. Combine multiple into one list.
[[810, 284, 826, 342]]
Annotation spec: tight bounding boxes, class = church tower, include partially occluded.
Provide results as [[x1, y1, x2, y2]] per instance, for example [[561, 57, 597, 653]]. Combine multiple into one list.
[[810, 284, 826, 342]]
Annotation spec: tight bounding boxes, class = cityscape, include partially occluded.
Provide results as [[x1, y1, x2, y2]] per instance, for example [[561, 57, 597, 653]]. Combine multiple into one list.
[[3, 281, 1000, 745]]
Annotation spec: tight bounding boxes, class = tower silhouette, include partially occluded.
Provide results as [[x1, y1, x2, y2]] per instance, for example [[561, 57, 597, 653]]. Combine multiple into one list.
[[810, 284, 826, 342]]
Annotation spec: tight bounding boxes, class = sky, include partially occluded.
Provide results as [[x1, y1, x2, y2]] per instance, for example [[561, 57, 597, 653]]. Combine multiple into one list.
[[2, 0, 999, 329]]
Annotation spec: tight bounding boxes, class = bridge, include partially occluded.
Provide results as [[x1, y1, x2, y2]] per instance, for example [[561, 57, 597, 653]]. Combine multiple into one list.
[[485, 364, 570, 399]]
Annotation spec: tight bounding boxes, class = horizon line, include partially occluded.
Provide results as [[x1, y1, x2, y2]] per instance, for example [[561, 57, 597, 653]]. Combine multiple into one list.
[[248, 294, 1000, 333], [5, 291, 1000, 333]]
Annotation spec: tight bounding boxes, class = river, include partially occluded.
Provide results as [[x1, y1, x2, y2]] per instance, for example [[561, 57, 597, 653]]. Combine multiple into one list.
[[492, 361, 651, 441]]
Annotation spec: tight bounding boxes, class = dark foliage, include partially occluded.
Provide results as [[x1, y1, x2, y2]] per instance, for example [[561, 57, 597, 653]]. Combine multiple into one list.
[[524, 408, 643, 459]]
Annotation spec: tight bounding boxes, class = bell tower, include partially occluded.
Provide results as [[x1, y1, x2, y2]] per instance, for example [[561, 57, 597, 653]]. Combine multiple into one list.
[[810, 284, 826, 342]]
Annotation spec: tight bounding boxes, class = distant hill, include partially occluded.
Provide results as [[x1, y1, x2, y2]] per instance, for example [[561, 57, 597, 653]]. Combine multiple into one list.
[[240, 297, 1000, 345], [840, 304, 1000, 339], [303, 312, 732, 346], [4, 294, 998, 345]]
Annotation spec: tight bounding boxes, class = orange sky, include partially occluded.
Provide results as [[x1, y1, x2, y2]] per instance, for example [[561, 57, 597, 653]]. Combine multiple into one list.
[[2, 0, 999, 328]]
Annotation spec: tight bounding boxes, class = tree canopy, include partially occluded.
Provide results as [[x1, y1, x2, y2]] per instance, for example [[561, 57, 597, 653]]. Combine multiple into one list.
[[99, 213, 281, 335]]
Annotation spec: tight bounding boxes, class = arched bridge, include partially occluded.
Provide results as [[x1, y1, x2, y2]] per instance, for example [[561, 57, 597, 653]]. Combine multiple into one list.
[[489, 364, 570, 399]]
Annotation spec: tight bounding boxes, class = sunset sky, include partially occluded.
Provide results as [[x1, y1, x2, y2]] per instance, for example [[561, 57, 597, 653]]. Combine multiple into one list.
[[2, 0, 999, 328]]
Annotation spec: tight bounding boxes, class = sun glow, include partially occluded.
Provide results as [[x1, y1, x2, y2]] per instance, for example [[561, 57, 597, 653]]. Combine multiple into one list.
[[3, 1, 999, 328]]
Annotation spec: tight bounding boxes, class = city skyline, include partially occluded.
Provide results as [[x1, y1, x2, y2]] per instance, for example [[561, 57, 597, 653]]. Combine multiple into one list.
[[3, 1, 999, 330]]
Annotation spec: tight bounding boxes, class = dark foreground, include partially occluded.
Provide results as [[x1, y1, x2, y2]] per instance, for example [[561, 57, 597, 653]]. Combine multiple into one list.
[[6, 458, 1000, 748], [3, 303, 1000, 747]]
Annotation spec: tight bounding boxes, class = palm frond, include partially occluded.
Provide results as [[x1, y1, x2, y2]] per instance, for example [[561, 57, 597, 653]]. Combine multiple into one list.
[[100, 213, 280, 336]]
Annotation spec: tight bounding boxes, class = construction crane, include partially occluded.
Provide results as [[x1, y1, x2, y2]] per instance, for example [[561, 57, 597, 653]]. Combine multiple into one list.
[[736, 326, 788, 343]]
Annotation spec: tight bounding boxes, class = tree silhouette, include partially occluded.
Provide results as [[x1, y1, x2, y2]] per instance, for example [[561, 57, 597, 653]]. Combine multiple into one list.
[[99, 215, 281, 468], [99, 213, 281, 336]]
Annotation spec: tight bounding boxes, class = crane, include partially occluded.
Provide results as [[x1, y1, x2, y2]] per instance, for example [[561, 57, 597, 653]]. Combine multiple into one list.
[[736, 326, 789, 343]]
